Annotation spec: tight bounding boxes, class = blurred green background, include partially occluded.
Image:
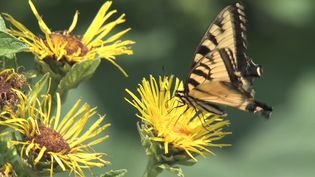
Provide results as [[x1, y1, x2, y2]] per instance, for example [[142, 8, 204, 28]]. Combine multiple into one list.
[[1, 0, 315, 176]]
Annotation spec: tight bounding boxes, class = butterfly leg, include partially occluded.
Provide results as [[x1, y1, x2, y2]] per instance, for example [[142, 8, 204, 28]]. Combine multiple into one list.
[[166, 96, 187, 114], [173, 104, 192, 126]]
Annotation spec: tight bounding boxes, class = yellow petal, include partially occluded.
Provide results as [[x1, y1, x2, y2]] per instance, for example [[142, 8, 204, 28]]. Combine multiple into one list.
[[51, 154, 66, 171], [53, 93, 62, 130], [28, 0, 51, 34], [82, 1, 112, 44], [34, 146, 46, 164], [68, 10, 79, 33]]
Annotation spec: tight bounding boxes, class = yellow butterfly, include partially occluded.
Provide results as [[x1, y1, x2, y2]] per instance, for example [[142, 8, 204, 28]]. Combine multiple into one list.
[[176, 2, 272, 118]]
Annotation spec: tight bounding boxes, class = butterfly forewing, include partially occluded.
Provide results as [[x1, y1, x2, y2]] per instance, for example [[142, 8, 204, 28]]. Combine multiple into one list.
[[180, 2, 273, 118], [188, 49, 251, 111], [193, 3, 248, 71], [188, 47, 245, 90]]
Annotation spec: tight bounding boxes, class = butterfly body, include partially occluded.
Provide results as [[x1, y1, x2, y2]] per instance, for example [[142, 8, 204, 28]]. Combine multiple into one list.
[[176, 2, 272, 118]]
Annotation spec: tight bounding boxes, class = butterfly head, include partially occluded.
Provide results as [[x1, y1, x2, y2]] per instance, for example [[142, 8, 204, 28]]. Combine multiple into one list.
[[175, 90, 186, 100]]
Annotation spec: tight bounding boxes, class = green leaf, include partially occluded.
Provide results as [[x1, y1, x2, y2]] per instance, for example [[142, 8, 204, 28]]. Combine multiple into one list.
[[28, 73, 50, 103], [0, 139, 15, 163], [159, 164, 184, 177], [0, 31, 28, 56], [23, 69, 39, 79], [172, 159, 196, 166], [1, 55, 17, 68], [35, 59, 62, 79], [0, 15, 6, 32], [57, 58, 100, 96], [100, 169, 128, 177]]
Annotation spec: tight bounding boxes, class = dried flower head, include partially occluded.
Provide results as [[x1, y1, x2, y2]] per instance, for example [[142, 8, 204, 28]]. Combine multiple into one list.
[[0, 69, 26, 109], [0, 163, 16, 177]]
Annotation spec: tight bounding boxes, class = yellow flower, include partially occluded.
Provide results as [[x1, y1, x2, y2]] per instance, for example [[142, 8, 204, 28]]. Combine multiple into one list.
[[0, 91, 110, 177], [3, 0, 134, 76], [125, 75, 231, 160]]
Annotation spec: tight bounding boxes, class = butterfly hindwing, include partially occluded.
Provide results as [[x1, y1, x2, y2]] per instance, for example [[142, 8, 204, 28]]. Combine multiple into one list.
[[189, 81, 249, 110], [188, 49, 252, 112]]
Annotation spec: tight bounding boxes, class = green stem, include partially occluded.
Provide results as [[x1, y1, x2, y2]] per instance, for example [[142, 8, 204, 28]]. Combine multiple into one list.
[[49, 76, 60, 95], [2, 56, 18, 69], [49, 76, 68, 104], [142, 156, 162, 177]]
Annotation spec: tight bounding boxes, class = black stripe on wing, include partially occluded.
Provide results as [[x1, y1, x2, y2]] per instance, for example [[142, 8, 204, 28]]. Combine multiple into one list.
[[222, 3, 263, 80], [210, 2, 248, 73], [194, 99, 227, 116], [196, 45, 211, 56], [218, 48, 239, 84], [228, 3, 248, 72], [189, 2, 251, 80], [186, 48, 241, 92]]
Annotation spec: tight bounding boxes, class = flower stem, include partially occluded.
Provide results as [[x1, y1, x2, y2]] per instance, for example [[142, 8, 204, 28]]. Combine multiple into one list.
[[142, 156, 162, 177]]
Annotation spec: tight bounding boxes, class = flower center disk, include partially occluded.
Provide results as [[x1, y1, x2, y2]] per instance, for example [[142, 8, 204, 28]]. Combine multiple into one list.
[[49, 33, 89, 57], [34, 126, 70, 154], [173, 124, 192, 137]]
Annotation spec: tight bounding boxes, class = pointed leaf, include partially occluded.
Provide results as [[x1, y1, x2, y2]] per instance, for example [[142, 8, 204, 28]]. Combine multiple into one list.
[[35, 59, 62, 79], [0, 31, 28, 56], [0, 140, 15, 163], [57, 58, 100, 95], [28, 73, 50, 103], [172, 159, 196, 166], [159, 164, 184, 177], [99, 169, 127, 177], [0, 15, 6, 32]]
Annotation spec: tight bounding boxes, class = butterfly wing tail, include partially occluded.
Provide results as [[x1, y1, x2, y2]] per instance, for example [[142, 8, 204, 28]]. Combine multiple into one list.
[[246, 100, 273, 118]]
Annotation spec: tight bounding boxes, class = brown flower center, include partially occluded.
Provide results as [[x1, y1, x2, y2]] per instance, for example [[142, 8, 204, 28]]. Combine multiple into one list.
[[33, 126, 70, 154], [49, 32, 89, 57]]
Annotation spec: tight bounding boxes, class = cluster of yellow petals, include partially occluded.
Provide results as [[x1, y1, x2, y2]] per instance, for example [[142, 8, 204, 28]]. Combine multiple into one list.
[[0, 90, 110, 177], [126, 75, 231, 160]]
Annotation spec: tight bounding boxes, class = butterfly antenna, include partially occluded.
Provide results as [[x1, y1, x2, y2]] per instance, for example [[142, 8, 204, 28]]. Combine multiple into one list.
[[162, 65, 166, 74]]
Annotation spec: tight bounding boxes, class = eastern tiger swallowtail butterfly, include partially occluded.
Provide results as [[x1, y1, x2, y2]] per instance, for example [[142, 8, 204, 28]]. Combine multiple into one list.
[[175, 2, 272, 118]]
